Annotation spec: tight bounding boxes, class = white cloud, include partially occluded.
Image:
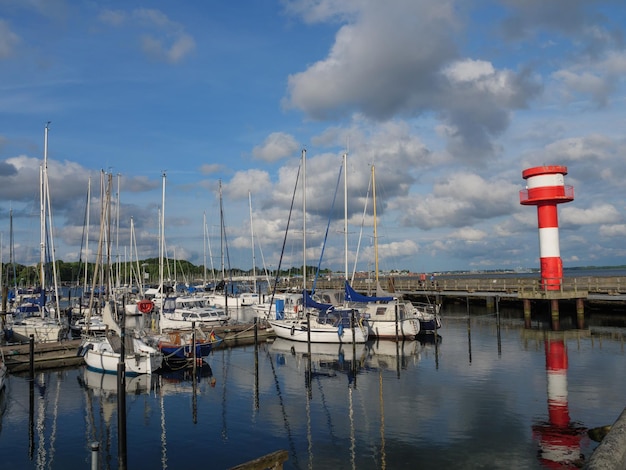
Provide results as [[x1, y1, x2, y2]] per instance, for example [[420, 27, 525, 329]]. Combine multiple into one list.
[[99, 8, 196, 63], [598, 224, 626, 237], [561, 204, 621, 226], [449, 227, 487, 241], [223, 169, 272, 200], [252, 132, 300, 162]]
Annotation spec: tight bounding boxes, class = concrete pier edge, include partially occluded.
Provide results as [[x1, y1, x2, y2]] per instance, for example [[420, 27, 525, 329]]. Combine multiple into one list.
[[586, 406, 626, 469]]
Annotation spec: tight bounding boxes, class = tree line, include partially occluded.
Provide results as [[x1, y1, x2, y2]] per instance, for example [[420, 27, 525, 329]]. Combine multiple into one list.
[[2, 258, 332, 287]]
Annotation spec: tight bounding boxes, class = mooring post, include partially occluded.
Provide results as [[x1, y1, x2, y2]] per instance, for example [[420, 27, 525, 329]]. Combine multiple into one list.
[[576, 298, 585, 329], [29, 334, 35, 380], [523, 299, 532, 329], [91, 441, 100, 470], [551, 299, 560, 331], [254, 316, 258, 345]]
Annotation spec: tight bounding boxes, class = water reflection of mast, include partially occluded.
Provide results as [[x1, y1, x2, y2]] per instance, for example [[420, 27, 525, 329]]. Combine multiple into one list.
[[466, 297, 472, 364], [159, 376, 167, 469], [35, 373, 47, 469], [496, 296, 501, 356], [379, 372, 386, 470], [266, 349, 300, 467], [47, 371, 62, 467]]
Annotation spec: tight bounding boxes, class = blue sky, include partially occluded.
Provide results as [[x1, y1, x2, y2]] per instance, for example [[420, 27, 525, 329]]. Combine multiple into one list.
[[1, 0, 626, 277]]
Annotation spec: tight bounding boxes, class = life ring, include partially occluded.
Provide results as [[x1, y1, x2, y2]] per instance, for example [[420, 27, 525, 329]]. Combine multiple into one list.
[[137, 299, 154, 314]]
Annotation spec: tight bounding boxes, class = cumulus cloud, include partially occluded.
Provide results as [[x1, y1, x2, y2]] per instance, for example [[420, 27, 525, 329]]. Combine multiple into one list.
[[223, 169, 272, 200], [561, 204, 621, 226], [448, 227, 487, 241], [283, 1, 541, 162], [543, 134, 614, 162], [0, 159, 18, 177], [252, 132, 301, 162], [395, 172, 522, 230], [499, 0, 616, 46], [599, 224, 626, 237], [99, 8, 195, 63]]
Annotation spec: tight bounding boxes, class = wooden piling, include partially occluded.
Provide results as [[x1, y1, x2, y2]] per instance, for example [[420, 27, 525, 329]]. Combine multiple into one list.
[[551, 299, 560, 331], [523, 299, 532, 328], [576, 298, 585, 329]]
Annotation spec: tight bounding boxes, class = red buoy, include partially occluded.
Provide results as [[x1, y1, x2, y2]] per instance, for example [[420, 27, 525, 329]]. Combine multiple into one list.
[[137, 299, 154, 314]]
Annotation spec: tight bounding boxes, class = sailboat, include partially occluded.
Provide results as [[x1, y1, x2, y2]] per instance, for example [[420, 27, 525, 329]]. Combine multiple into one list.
[[79, 172, 163, 375], [342, 165, 438, 339], [80, 303, 163, 376], [10, 123, 69, 343], [204, 180, 249, 309], [268, 150, 369, 344], [137, 172, 222, 368]]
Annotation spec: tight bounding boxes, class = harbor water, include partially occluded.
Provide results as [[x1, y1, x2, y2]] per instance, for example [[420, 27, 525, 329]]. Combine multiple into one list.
[[1, 302, 625, 469]]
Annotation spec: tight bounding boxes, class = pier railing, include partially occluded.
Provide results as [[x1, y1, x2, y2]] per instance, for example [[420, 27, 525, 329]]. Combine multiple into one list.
[[276, 276, 626, 297]]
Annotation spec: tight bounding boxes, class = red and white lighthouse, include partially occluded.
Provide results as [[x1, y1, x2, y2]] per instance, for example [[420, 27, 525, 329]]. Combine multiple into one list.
[[520, 166, 574, 290]]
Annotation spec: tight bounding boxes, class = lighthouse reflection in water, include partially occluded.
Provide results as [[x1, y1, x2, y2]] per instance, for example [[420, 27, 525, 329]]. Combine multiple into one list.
[[1, 307, 625, 469], [533, 339, 586, 468]]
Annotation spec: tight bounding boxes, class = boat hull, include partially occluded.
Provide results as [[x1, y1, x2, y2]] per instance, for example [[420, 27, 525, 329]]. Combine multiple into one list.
[[81, 336, 162, 376], [268, 319, 368, 344], [11, 318, 68, 343], [367, 318, 421, 340]]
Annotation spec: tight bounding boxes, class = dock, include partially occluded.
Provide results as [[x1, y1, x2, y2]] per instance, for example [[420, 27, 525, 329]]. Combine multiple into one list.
[[0, 339, 84, 373], [208, 321, 274, 348], [0, 320, 276, 373]]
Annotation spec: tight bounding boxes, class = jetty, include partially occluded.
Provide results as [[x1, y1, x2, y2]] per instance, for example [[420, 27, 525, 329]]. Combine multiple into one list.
[[0, 319, 275, 373], [0, 338, 84, 373], [284, 274, 626, 329]]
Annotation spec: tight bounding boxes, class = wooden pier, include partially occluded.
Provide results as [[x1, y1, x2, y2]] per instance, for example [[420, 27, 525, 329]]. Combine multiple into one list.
[[283, 274, 626, 330], [0, 320, 276, 373], [0, 339, 84, 373]]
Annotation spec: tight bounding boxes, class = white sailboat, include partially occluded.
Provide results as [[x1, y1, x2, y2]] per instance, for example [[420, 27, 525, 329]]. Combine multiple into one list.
[[268, 150, 369, 344], [10, 123, 68, 343], [79, 173, 162, 375], [343, 165, 422, 339], [80, 304, 163, 376]]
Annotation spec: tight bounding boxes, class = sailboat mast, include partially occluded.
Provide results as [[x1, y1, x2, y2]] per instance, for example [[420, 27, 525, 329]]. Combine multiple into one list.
[[249, 191, 257, 294], [218, 180, 225, 282], [84, 177, 91, 291], [203, 211, 207, 287], [159, 172, 166, 296], [302, 149, 307, 291], [372, 165, 379, 284], [115, 173, 121, 289], [40, 124, 49, 292], [343, 153, 348, 280]]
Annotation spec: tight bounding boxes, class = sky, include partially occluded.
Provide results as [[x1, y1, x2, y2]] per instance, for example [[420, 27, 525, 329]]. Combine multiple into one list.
[[1, 0, 626, 278]]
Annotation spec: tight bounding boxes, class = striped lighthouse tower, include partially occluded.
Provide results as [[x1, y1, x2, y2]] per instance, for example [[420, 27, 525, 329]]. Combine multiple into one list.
[[520, 166, 574, 291]]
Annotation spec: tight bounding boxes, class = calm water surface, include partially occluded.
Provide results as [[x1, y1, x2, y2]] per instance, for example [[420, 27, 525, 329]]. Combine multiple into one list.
[[1, 303, 625, 469]]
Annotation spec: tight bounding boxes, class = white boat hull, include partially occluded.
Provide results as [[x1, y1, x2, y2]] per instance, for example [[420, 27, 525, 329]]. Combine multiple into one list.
[[10, 317, 68, 343], [269, 318, 368, 344], [81, 336, 162, 375], [359, 301, 422, 339], [367, 317, 421, 339]]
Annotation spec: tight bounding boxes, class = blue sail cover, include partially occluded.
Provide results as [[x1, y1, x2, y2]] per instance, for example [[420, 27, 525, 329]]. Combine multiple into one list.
[[344, 281, 393, 303], [303, 290, 333, 311]]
